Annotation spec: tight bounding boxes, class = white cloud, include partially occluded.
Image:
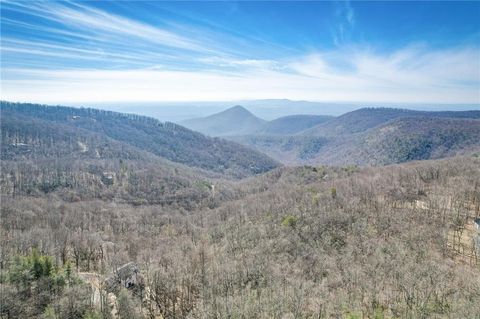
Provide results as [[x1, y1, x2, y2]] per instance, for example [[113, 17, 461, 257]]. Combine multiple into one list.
[[288, 54, 331, 78], [2, 45, 479, 104], [198, 57, 281, 70]]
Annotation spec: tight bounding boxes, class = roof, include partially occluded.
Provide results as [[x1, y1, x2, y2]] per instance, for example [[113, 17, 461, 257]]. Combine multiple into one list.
[[104, 262, 140, 292], [115, 262, 138, 280]]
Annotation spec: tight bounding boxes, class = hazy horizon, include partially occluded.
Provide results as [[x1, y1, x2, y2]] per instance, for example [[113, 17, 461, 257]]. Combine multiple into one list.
[[3, 99, 478, 122]]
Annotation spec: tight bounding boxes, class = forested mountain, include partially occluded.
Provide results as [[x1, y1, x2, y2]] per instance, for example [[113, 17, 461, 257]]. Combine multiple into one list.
[[256, 114, 332, 135], [302, 107, 480, 136], [1, 102, 279, 177], [304, 116, 480, 165], [1, 108, 239, 208], [230, 108, 480, 165], [180, 105, 266, 136]]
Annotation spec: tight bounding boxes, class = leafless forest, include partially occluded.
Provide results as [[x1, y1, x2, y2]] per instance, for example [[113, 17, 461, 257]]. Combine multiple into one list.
[[2, 151, 480, 318]]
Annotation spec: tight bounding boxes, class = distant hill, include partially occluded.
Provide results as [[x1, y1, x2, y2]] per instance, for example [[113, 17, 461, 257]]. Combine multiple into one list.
[[308, 116, 480, 165], [230, 108, 480, 165], [302, 107, 480, 136], [180, 105, 266, 136], [1, 102, 279, 178], [366, 116, 480, 163], [256, 114, 332, 135]]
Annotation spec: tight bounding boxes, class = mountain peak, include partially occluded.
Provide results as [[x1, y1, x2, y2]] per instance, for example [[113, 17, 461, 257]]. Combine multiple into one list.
[[224, 105, 251, 114], [180, 105, 265, 136]]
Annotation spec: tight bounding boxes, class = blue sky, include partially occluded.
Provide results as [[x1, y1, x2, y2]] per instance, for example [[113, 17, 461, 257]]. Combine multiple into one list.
[[1, 1, 479, 104]]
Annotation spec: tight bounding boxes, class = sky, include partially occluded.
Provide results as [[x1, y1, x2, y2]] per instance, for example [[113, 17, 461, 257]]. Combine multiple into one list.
[[1, 0, 480, 105]]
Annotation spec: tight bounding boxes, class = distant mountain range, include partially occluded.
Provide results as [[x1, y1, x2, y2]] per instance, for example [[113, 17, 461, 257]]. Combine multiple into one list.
[[4, 102, 479, 175], [180, 105, 333, 136], [90, 99, 480, 122], [183, 106, 480, 166]]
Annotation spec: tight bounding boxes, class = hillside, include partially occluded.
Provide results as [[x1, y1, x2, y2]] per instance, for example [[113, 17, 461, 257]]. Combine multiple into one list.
[[229, 135, 329, 164], [2, 154, 480, 318], [0, 110, 244, 207], [256, 114, 333, 135], [307, 116, 480, 166], [180, 105, 266, 136], [366, 116, 480, 163], [1, 102, 279, 177], [302, 107, 480, 136]]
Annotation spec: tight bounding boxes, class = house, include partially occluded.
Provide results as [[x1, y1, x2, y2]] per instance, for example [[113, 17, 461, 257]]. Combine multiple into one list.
[[475, 236, 480, 253], [101, 171, 115, 185], [474, 218, 480, 254], [104, 262, 144, 293]]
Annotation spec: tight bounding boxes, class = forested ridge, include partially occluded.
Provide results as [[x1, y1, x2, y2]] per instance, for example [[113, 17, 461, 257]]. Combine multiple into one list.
[[1, 102, 480, 318], [229, 107, 480, 165], [1, 104, 240, 208], [302, 107, 480, 137], [256, 114, 333, 135], [1, 101, 279, 177]]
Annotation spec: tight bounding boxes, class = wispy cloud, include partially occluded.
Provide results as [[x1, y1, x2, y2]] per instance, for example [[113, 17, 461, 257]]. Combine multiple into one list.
[[3, 45, 479, 104], [0, 0, 234, 71], [1, 1, 478, 104], [198, 56, 282, 71], [332, 0, 355, 46], [2, 1, 211, 53]]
